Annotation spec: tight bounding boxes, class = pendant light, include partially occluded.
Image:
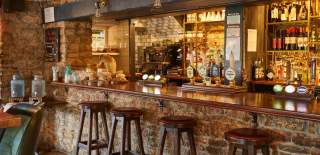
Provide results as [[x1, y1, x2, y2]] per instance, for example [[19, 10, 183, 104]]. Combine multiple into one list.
[[95, 0, 108, 17], [153, 0, 162, 9]]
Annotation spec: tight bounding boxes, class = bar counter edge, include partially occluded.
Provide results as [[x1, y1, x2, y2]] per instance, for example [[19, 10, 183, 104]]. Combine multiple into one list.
[[48, 82, 320, 122]]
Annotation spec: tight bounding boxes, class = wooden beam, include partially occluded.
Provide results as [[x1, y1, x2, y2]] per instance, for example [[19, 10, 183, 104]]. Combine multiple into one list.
[[52, 0, 269, 22]]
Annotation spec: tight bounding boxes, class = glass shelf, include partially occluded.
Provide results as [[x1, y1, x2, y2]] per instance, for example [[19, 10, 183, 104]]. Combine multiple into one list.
[[267, 20, 308, 26], [267, 50, 307, 53], [310, 16, 320, 19]]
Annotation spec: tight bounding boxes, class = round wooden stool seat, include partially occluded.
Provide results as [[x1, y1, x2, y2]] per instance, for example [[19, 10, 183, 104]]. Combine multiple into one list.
[[225, 128, 272, 155], [159, 116, 196, 128], [225, 128, 271, 145], [111, 107, 143, 117], [108, 107, 145, 155], [79, 101, 108, 111], [76, 101, 110, 155]]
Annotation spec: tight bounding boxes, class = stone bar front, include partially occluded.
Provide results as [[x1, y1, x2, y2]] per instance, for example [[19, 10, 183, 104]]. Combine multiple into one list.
[[38, 82, 320, 155]]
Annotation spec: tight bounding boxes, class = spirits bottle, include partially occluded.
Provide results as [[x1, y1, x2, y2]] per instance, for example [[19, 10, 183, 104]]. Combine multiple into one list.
[[277, 30, 283, 50], [298, 1, 308, 20], [285, 28, 290, 50], [289, 2, 297, 21], [297, 27, 304, 50], [211, 60, 220, 77], [278, 3, 283, 22], [281, 3, 289, 21], [290, 27, 297, 50], [303, 27, 308, 50], [274, 3, 279, 22], [272, 30, 277, 50], [252, 60, 257, 80], [266, 63, 275, 81]]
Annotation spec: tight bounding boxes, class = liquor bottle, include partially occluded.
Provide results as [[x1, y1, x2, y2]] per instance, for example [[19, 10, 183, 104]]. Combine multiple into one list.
[[270, 3, 275, 22], [272, 30, 277, 50], [211, 60, 220, 77], [297, 27, 304, 50], [278, 3, 283, 22], [290, 27, 297, 50], [303, 27, 308, 50], [266, 63, 275, 81], [281, 3, 289, 21], [252, 60, 257, 80], [274, 3, 279, 22], [298, 1, 308, 20], [289, 2, 297, 21], [311, 24, 317, 51], [207, 60, 212, 77], [277, 30, 283, 50], [285, 28, 290, 50]]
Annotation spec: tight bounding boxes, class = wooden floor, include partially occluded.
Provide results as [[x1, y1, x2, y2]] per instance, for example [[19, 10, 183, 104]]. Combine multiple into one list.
[[41, 151, 66, 155]]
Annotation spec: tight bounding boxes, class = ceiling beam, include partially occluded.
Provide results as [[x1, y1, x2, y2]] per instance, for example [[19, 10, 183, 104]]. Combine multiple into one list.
[[51, 0, 269, 22]]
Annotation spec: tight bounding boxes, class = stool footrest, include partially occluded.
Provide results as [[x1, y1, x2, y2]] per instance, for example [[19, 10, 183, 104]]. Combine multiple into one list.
[[111, 151, 141, 155], [78, 140, 108, 149]]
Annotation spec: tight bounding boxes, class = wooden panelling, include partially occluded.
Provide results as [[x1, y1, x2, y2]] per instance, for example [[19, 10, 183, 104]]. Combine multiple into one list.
[[243, 5, 266, 81]]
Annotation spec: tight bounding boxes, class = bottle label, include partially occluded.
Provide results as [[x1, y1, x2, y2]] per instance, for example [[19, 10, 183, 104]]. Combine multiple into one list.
[[277, 38, 282, 49], [225, 68, 236, 81], [187, 66, 194, 79], [297, 37, 304, 48], [267, 72, 274, 79], [274, 8, 278, 19], [271, 8, 275, 19], [281, 14, 287, 21], [285, 37, 290, 44], [211, 66, 220, 77], [272, 38, 277, 49], [290, 7, 297, 21], [291, 37, 296, 44], [303, 37, 308, 47]]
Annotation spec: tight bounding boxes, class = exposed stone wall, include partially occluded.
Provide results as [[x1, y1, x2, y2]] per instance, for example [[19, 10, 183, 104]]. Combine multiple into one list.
[[0, 1, 46, 99], [41, 86, 320, 155], [0, 0, 92, 100]]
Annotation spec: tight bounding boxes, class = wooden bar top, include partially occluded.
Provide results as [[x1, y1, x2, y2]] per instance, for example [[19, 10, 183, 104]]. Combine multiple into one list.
[[0, 112, 21, 128], [50, 82, 320, 122]]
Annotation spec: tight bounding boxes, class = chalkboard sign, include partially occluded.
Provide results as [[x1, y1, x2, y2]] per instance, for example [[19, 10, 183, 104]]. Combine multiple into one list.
[[45, 28, 60, 62], [224, 5, 243, 86]]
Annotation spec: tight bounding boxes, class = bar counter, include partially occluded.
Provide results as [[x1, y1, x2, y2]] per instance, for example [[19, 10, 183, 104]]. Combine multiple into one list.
[[49, 81, 320, 121], [40, 81, 320, 154]]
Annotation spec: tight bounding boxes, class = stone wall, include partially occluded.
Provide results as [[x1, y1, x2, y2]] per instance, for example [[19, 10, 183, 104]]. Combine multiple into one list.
[[0, 0, 92, 100], [41, 86, 320, 155], [0, 1, 46, 99]]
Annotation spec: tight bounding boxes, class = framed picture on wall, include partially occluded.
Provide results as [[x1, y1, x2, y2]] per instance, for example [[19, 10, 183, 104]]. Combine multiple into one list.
[[45, 28, 60, 62], [92, 29, 106, 52]]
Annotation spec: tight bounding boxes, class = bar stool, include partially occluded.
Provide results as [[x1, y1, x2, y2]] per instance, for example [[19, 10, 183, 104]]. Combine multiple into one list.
[[225, 128, 271, 155], [107, 107, 145, 155], [157, 116, 197, 155], [75, 101, 110, 155]]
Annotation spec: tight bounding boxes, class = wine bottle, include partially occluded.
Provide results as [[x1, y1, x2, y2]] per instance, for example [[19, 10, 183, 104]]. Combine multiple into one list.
[[291, 27, 297, 50], [303, 27, 308, 50], [289, 2, 297, 21], [272, 29, 277, 50], [298, 1, 308, 20], [285, 28, 290, 50], [270, 3, 275, 22], [297, 27, 304, 50], [277, 30, 283, 50]]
